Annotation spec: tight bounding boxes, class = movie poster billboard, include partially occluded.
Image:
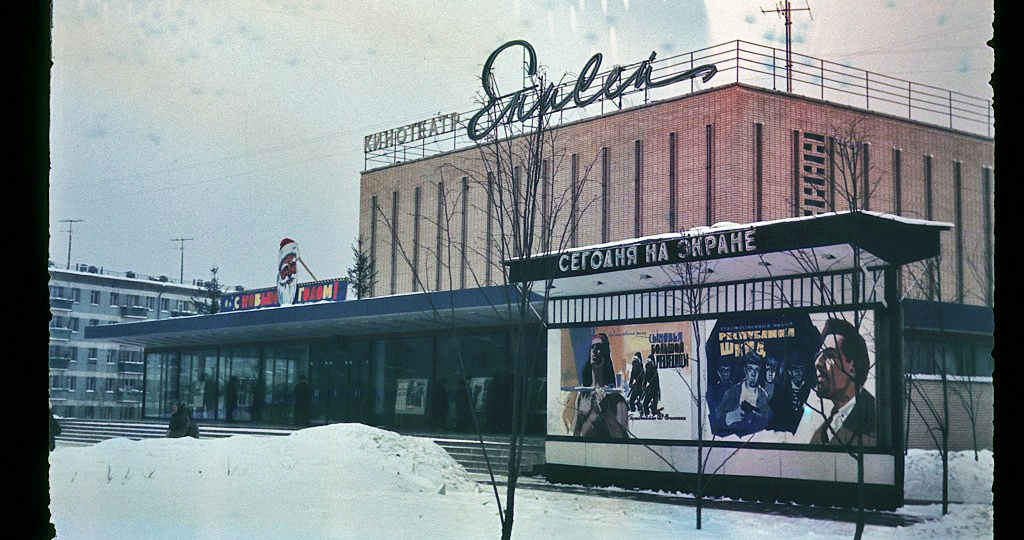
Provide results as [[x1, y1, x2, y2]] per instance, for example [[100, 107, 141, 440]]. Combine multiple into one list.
[[702, 311, 878, 446], [395, 378, 428, 415], [554, 323, 694, 440], [469, 377, 490, 411], [550, 311, 878, 447]]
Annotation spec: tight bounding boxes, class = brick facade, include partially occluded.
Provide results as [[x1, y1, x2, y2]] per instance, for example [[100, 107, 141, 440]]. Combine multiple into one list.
[[360, 83, 994, 306]]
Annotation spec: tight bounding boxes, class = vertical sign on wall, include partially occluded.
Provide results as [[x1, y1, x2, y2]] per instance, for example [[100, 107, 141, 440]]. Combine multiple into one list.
[[277, 238, 299, 306]]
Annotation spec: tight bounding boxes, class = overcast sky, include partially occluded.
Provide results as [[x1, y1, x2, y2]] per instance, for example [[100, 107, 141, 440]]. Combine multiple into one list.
[[49, 0, 995, 290]]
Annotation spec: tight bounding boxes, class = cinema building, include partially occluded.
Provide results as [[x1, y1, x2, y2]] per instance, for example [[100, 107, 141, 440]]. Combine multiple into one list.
[[86, 41, 994, 508]]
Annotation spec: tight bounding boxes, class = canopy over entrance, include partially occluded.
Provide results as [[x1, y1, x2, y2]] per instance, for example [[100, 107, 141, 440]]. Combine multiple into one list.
[[506, 211, 951, 297]]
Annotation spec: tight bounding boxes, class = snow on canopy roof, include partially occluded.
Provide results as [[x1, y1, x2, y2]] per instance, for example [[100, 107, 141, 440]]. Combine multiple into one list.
[[506, 210, 952, 262]]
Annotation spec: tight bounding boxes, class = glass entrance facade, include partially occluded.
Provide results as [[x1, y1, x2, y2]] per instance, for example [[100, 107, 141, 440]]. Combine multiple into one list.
[[142, 326, 545, 434]]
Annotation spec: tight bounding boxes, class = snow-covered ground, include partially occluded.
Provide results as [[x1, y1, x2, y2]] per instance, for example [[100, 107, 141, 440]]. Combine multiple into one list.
[[48, 424, 993, 539]]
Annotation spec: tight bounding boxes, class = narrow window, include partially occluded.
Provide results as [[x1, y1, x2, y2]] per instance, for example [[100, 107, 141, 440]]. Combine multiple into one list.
[[754, 124, 763, 221], [982, 166, 993, 306], [706, 124, 715, 225], [892, 148, 902, 215], [390, 191, 399, 295], [435, 182, 445, 291], [412, 186, 421, 292], [634, 140, 643, 237], [369, 195, 378, 298], [601, 147, 610, 243], [570, 155, 579, 247], [953, 161, 964, 303], [460, 177, 469, 289], [668, 133, 677, 230], [486, 172, 494, 285]]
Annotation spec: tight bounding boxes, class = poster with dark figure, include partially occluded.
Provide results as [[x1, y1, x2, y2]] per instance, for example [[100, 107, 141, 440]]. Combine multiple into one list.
[[706, 313, 818, 438], [627, 353, 644, 413], [640, 354, 661, 418]]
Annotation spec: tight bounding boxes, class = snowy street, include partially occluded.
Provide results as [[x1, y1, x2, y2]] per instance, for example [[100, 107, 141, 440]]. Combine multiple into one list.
[[48, 424, 993, 539]]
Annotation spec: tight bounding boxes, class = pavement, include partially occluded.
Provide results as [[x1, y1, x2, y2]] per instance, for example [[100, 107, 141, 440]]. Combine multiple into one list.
[[469, 473, 931, 527]]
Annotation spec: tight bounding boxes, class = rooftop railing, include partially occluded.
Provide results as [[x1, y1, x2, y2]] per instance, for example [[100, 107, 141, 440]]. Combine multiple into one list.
[[363, 39, 993, 171]]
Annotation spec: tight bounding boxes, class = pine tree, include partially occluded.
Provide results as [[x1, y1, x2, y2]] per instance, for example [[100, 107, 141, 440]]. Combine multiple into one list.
[[193, 266, 223, 314], [346, 237, 377, 299]]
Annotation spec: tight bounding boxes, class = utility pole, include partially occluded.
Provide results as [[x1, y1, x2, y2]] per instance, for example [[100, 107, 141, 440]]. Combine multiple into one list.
[[762, 0, 813, 93], [59, 219, 84, 269], [171, 238, 193, 284]]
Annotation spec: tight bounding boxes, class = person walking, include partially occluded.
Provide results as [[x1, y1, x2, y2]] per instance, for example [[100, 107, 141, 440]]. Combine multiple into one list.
[[294, 375, 311, 427]]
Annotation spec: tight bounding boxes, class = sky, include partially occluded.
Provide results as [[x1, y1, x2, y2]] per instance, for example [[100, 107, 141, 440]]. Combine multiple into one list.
[[48, 423, 994, 539], [48, 0, 996, 291]]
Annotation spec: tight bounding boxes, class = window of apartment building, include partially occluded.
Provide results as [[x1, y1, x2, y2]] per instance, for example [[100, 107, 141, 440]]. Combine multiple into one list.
[[105, 378, 115, 393], [146, 296, 155, 310], [126, 294, 141, 307], [107, 349, 117, 364], [51, 375, 61, 389], [90, 290, 101, 305], [88, 348, 98, 363], [70, 288, 81, 303], [109, 292, 120, 306], [160, 298, 170, 312], [68, 347, 78, 363], [49, 285, 66, 299], [67, 377, 76, 391], [90, 319, 99, 327], [69, 317, 79, 332], [86, 377, 96, 392]]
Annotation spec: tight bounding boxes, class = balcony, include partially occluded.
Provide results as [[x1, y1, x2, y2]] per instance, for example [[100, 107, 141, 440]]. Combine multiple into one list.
[[49, 297, 73, 311], [49, 328, 72, 341], [116, 389, 143, 403], [48, 356, 71, 370], [117, 360, 145, 375], [170, 309, 197, 318], [48, 388, 72, 401], [119, 305, 149, 319]]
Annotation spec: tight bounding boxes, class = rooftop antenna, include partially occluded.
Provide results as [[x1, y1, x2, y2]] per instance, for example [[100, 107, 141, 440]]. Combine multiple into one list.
[[59, 219, 84, 269], [171, 237, 194, 284], [761, 0, 813, 93]]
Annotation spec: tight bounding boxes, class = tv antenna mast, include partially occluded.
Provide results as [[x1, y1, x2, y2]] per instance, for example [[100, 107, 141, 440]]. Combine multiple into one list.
[[171, 237, 194, 284], [59, 219, 84, 269], [761, 0, 813, 93]]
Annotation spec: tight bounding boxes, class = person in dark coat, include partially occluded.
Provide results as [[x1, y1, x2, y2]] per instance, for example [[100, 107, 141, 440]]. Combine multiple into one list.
[[454, 378, 472, 433], [49, 407, 61, 451], [641, 354, 662, 418], [294, 375, 311, 427], [627, 353, 644, 413], [225, 376, 238, 422], [430, 378, 448, 430], [167, 401, 198, 438]]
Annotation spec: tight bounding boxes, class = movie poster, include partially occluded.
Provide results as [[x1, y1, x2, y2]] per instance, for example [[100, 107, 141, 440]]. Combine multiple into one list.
[[469, 377, 490, 411], [395, 378, 428, 415], [702, 311, 878, 446], [556, 323, 693, 440]]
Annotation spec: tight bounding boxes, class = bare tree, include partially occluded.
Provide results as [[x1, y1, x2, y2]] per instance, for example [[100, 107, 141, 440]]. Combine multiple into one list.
[[371, 66, 600, 539]]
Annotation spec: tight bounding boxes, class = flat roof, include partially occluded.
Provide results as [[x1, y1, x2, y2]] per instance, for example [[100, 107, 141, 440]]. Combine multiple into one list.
[[85, 285, 541, 348]]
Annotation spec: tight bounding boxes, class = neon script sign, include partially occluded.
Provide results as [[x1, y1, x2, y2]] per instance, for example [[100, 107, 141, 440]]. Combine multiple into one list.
[[467, 40, 718, 141]]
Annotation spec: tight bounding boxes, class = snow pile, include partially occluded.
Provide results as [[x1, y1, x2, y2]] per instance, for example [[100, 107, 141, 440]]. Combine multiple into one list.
[[49, 426, 994, 540], [904, 449, 993, 503], [49, 424, 478, 540]]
